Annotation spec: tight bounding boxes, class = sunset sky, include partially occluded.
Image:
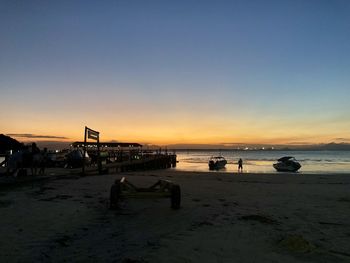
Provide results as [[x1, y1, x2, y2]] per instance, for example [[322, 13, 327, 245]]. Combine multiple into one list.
[[1, 0, 350, 146]]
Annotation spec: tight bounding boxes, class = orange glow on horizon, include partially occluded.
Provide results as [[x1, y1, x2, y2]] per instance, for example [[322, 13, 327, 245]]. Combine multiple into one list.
[[6, 128, 350, 146], [3, 102, 350, 146]]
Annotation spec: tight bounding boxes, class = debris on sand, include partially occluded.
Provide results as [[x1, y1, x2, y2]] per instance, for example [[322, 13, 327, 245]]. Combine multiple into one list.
[[239, 214, 278, 225], [39, 194, 73, 201], [0, 199, 13, 208], [54, 235, 72, 247], [122, 257, 147, 263], [338, 197, 350, 202], [279, 235, 314, 253]]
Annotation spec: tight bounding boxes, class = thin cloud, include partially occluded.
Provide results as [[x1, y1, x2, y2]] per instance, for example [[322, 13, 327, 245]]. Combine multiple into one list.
[[334, 138, 350, 142], [7, 134, 69, 140], [286, 141, 314, 145], [221, 143, 246, 146]]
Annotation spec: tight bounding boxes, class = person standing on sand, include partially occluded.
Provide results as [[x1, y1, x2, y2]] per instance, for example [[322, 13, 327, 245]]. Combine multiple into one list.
[[238, 158, 243, 172], [30, 143, 41, 175], [39, 148, 48, 175]]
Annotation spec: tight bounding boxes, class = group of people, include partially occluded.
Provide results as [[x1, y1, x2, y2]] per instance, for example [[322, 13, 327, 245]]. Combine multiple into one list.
[[6, 142, 49, 176], [31, 143, 49, 175]]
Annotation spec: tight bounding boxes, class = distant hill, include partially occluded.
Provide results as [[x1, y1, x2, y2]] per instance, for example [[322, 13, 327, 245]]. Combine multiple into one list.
[[0, 134, 24, 153], [313, 143, 350, 151], [163, 142, 350, 151]]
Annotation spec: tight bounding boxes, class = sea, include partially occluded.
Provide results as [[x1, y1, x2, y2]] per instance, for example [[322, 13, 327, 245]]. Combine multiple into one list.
[[173, 150, 350, 174], [2, 150, 350, 174]]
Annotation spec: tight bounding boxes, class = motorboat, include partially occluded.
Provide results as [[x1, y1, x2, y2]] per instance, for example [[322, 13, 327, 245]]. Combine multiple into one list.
[[273, 156, 301, 172], [209, 156, 227, 170]]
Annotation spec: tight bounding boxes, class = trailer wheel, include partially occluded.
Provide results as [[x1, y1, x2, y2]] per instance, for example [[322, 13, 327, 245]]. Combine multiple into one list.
[[110, 180, 121, 209], [171, 185, 181, 209]]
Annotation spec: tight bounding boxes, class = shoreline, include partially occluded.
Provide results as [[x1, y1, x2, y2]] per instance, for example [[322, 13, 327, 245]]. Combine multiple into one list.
[[173, 168, 350, 176], [1, 166, 350, 189], [174, 163, 350, 175]]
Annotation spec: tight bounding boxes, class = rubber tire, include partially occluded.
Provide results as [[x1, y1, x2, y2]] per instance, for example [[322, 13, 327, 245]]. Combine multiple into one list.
[[171, 185, 181, 209]]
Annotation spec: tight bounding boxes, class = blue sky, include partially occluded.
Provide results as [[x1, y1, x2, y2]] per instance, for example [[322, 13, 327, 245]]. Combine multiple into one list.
[[1, 0, 350, 144]]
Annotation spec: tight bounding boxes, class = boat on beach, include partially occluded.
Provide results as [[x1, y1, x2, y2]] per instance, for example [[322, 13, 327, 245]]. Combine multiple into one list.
[[208, 156, 227, 170], [273, 156, 301, 172]]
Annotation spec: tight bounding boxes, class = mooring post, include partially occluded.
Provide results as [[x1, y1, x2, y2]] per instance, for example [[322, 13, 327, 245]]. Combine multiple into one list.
[[97, 136, 102, 174], [82, 126, 87, 175]]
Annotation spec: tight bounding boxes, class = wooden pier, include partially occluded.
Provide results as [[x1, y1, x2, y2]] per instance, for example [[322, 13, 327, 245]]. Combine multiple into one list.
[[104, 154, 177, 173], [72, 140, 177, 175]]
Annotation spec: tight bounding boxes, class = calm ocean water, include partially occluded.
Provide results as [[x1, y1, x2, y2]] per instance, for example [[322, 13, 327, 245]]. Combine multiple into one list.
[[173, 150, 350, 174]]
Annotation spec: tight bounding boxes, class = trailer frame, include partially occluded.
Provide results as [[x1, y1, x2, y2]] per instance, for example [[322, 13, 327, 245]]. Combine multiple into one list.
[[110, 177, 181, 209]]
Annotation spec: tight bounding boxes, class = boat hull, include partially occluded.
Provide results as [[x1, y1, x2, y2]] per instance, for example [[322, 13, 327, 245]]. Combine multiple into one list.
[[273, 162, 301, 172], [209, 160, 227, 170]]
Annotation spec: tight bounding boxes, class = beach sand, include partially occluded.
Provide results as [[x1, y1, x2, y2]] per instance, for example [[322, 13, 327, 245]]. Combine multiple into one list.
[[1, 170, 350, 262]]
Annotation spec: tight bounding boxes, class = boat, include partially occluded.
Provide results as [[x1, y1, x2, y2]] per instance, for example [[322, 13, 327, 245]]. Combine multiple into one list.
[[273, 156, 301, 172], [208, 156, 227, 170]]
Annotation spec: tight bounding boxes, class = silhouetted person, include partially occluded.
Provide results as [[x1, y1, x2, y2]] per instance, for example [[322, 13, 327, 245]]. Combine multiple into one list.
[[31, 143, 40, 154], [31, 143, 40, 175], [39, 147, 48, 175], [238, 158, 243, 172]]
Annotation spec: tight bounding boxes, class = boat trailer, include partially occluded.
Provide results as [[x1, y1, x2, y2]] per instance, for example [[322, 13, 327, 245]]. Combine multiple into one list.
[[110, 177, 181, 209]]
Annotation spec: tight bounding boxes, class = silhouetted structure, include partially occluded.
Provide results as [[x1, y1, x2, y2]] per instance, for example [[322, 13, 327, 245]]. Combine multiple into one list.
[[71, 142, 142, 148], [0, 134, 23, 154]]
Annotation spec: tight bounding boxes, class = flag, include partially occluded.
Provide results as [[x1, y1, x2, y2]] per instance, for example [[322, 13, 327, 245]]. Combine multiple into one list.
[[87, 128, 99, 140]]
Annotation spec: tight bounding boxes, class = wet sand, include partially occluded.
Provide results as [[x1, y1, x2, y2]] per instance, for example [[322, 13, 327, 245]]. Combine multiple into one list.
[[1, 170, 350, 262]]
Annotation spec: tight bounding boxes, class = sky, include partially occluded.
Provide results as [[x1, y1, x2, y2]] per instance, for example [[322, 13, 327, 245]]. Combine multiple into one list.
[[1, 0, 350, 146]]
